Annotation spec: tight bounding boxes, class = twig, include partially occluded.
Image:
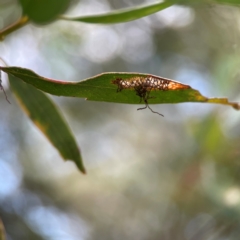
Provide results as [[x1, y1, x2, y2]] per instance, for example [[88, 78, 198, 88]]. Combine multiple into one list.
[[0, 15, 29, 40], [0, 71, 10, 103]]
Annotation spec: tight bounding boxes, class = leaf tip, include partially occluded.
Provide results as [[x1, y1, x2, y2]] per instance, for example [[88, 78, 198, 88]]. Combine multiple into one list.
[[78, 163, 87, 174], [74, 158, 87, 174]]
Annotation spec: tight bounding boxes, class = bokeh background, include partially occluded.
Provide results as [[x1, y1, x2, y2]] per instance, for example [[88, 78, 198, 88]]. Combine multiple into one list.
[[1, 0, 240, 239]]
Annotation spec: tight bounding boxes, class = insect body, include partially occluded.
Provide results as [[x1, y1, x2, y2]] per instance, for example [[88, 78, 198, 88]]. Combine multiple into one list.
[[112, 75, 190, 116], [112, 76, 171, 116]]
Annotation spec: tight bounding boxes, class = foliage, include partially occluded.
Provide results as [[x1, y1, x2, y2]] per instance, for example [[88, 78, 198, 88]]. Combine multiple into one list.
[[0, 0, 239, 172], [0, 0, 240, 239]]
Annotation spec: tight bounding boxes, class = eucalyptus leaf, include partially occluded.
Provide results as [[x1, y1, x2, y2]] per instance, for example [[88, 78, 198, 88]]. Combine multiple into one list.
[[1, 66, 239, 111], [61, 0, 178, 24], [8, 71, 86, 173]]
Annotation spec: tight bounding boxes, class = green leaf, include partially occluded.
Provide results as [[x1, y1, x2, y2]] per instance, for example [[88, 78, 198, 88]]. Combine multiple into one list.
[[8, 70, 86, 174], [1, 66, 239, 111], [61, 0, 178, 24], [20, 0, 70, 24]]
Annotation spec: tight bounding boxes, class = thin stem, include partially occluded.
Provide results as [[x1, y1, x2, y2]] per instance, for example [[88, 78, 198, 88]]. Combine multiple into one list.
[[0, 84, 10, 104], [0, 69, 10, 103], [0, 15, 29, 40]]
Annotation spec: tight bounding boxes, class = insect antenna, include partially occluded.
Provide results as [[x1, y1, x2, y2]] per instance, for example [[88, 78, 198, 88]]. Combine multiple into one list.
[[0, 70, 10, 104]]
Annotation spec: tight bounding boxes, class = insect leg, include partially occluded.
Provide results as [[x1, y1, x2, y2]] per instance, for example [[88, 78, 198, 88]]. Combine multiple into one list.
[[137, 92, 164, 117], [146, 104, 164, 117], [137, 102, 148, 111]]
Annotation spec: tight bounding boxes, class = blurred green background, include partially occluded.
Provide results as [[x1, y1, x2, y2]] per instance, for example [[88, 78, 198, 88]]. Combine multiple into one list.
[[1, 0, 240, 239]]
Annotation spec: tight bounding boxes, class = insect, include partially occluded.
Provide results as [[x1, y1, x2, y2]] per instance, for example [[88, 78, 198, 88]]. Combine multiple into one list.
[[134, 84, 164, 116], [0, 70, 10, 103], [112, 75, 190, 116]]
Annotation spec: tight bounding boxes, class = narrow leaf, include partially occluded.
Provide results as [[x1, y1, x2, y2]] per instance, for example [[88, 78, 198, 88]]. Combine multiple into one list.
[[1, 66, 239, 111], [8, 71, 86, 173], [61, 0, 178, 24]]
